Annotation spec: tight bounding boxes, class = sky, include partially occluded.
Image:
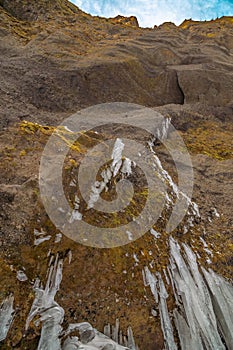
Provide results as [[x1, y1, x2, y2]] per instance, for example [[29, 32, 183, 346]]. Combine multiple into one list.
[[71, 0, 233, 27]]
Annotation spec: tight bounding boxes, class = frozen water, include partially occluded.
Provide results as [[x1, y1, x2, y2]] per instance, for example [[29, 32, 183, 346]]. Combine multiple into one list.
[[16, 270, 28, 282], [87, 138, 133, 210], [0, 295, 14, 342], [147, 139, 200, 234], [55, 233, 63, 243], [150, 228, 161, 239], [34, 228, 51, 246], [170, 239, 225, 350], [144, 237, 233, 350], [111, 138, 124, 177], [34, 235, 51, 246], [143, 266, 159, 303], [25, 255, 138, 350], [26, 254, 64, 350], [69, 195, 82, 222], [121, 158, 132, 176], [202, 268, 233, 349]]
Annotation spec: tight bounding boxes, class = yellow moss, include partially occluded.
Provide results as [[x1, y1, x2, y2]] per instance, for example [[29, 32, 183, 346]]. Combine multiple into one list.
[[20, 120, 55, 135], [19, 120, 87, 154], [182, 121, 233, 160], [20, 150, 27, 157], [206, 32, 216, 38], [69, 158, 78, 167], [5, 146, 16, 152]]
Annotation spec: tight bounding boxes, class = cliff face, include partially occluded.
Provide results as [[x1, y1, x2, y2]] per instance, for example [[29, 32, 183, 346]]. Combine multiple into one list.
[[0, 1, 233, 126], [0, 1, 232, 349]]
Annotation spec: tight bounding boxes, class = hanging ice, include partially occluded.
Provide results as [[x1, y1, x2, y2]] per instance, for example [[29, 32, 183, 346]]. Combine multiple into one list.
[[34, 228, 51, 246], [63, 323, 136, 349], [69, 195, 82, 222], [143, 237, 233, 350], [111, 138, 124, 177], [87, 138, 133, 210], [121, 158, 132, 176], [55, 233, 63, 243], [142, 266, 158, 303], [0, 295, 15, 342], [201, 268, 233, 350], [26, 254, 64, 350], [147, 138, 200, 234], [25, 253, 138, 350], [150, 228, 161, 239], [170, 238, 226, 350], [157, 273, 177, 350]]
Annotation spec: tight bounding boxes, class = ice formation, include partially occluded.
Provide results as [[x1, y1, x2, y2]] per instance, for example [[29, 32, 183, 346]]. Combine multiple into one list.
[[147, 137, 200, 234], [34, 228, 51, 246], [26, 254, 64, 350], [69, 195, 82, 222], [0, 295, 14, 342], [24, 253, 138, 350], [1, 121, 232, 350], [111, 138, 125, 177], [87, 138, 133, 210], [154, 117, 171, 141], [55, 233, 63, 243], [150, 228, 161, 239], [16, 270, 28, 282], [143, 237, 233, 350], [62, 320, 138, 350]]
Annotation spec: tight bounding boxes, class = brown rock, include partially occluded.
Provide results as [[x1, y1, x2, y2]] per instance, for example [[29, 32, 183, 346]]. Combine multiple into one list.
[[110, 15, 139, 27]]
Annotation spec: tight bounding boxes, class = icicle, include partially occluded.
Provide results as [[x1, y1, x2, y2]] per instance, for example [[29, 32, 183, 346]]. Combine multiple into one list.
[[67, 327, 131, 349], [202, 268, 233, 349], [127, 326, 137, 350], [144, 237, 233, 350], [169, 238, 226, 350], [157, 273, 177, 350], [26, 254, 64, 350], [55, 233, 62, 243], [113, 319, 120, 343], [34, 235, 51, 246], [25, 255, 137, 350], [143, 267, 158, 303], [0, 295, 15, 342], [87, 139, 122, 209], [104, 324, 111, 338], [147, 140, 200, 234], [121, 158, 132, 176], [150, 228, 161, 239], [68, 250, 72, 264], [173, 309, 202, 350], [111, 138, 124, 177], [69, 195, 82, 222]]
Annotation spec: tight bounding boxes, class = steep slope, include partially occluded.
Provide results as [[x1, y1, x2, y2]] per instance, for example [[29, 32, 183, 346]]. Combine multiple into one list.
[[0, 1, 232, 349], [0, 2, 233, 127]]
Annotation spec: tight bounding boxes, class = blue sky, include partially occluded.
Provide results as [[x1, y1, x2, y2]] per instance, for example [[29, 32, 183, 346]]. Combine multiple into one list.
[[71, 0, 233, 27]]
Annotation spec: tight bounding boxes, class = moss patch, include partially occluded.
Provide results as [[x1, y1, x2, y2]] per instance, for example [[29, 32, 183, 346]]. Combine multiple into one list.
[[181, 121, 233, 160]]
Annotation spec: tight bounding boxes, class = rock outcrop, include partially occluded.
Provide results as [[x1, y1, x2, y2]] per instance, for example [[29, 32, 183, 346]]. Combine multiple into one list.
[[110, 15, 139, 27]]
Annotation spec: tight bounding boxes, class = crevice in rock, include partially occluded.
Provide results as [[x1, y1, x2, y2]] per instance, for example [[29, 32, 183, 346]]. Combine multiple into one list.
[[175, 71, 185, 105]]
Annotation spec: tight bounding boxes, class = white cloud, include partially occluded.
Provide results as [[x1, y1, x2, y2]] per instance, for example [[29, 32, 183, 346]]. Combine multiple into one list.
[[71, 0, 233, 27]]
